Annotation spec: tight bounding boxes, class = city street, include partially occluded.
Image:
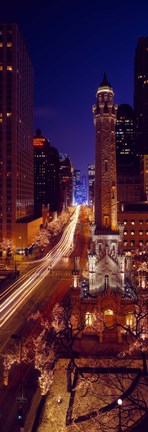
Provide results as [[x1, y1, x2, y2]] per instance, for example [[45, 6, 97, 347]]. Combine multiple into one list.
[[0, 206, 90, 431]]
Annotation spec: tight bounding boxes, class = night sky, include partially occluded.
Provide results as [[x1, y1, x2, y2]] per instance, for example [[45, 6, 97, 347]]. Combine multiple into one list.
[[1, 0, 148, 176]]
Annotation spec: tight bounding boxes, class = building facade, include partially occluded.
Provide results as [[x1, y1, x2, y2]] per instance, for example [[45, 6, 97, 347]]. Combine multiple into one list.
[[118, 202, 148, 254], [116, 104, 135, 159], [34, 129, 60, 216], [59, 153, 73, 210], [140, 154, 148, 200], [88, 163, 95, 206], [134, 37, 148, 155], [0, 23, 34, 244], [73, 170, 87, 205], [92, 73, 118, 232]]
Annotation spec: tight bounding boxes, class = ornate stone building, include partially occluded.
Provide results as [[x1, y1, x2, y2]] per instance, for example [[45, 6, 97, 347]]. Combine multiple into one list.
[[70, 74, 143, 342], [89, 73, 125, 295]]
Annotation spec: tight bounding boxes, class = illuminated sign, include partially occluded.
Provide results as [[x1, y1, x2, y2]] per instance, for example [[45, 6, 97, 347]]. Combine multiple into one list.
[[33, 138, 46, 146]]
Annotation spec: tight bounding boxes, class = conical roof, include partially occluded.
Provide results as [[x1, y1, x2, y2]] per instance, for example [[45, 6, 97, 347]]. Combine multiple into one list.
[[99, 72, 112, 89]]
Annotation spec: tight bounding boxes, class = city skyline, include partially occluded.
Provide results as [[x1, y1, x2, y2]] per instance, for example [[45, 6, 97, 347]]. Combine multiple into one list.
[[1, 0, 148, 176]]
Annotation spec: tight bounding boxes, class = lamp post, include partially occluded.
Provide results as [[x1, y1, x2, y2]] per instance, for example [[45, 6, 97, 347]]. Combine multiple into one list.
[[117, 398, 122, 432], [11, 334, 24, 431]]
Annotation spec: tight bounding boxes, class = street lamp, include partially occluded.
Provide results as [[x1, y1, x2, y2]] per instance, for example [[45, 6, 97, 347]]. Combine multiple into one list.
[[117, 398, 122, 432], [11, 334, 24, 431]]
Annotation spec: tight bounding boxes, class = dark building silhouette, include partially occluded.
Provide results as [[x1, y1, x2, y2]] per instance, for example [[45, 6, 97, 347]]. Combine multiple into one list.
[[0, 23, 34, 244], [59, 153, 73, 210], [116, 104, 140, 203], [116, 104, 135, 159], [134, 37, 148, 155], [33, 129, 60, 216]]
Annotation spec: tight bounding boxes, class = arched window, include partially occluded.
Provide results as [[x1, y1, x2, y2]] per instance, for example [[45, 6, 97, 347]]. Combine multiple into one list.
[[85, 312, 92, 326], [104, 309, 113, 315]]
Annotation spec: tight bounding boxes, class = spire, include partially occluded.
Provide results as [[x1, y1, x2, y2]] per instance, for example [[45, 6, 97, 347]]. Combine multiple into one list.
[[100, 72, 112, 89]]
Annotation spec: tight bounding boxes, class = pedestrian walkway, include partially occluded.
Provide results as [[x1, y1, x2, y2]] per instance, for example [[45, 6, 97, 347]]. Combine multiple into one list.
[[24, 345, 148, 432]]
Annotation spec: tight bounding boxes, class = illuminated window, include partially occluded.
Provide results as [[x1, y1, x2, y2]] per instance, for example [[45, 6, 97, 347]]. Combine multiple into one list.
[[124, 241, 128, 246], [6, 113, 11, 117], [0, 43, 3, 47], [123, 220, 127, 225], [7, 66, 12, 71], [7, 42, 12, 47], [104, 309, 113, 315], [139, 220, 143, 225], [139, 231, 143, 235], [126, 314, 133, 327], [131, 220, 135, 225], [85, 312, 92, 326], [139, 241, 143, 246], [0, 66, 3, 70], [124, 231, 127, 235], [131, 231, 135, 235], [105, 160, 108, 172]]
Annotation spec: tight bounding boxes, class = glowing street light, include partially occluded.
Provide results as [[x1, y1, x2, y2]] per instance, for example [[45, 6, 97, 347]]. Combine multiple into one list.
[[117, 398, 123, 432]]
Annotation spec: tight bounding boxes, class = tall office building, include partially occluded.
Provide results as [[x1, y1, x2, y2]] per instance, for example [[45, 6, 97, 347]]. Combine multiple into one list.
[[134, 37, 148, 155], [116, 104, 140, 203], [88, 164, 95, 206], [81, 175, 87, 204], [59, 153, 73, 210], [0, 23, 34, 244], [34, 129, 60, 215], [116, 104, 135, 159], [73, 169, 81, 205]]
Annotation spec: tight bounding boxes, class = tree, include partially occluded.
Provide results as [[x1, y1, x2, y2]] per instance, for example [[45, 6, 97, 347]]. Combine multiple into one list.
[[115, 288, 148, 375]]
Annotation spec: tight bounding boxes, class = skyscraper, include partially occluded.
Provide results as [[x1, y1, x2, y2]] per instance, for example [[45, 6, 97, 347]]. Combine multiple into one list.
[[34, 129, 60, 215], [59, 153, 73, 210], [116, 104, 140, 203], [134, 37, 148, 155], [116, 104, 135, 159], [0, 23, 34, 244], [88, 164, 95, 206]]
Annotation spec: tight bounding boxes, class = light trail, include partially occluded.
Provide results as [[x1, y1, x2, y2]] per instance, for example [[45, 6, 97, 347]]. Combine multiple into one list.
[[0, 206, 79, 328]]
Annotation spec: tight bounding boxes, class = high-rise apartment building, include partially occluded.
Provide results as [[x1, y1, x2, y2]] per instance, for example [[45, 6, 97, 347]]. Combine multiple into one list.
[[0, 23, 34, 244], [134, 37, 148, 155]]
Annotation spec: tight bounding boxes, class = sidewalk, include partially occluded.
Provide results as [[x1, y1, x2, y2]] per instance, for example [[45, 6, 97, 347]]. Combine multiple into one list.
[[24, 355, 148, 432]]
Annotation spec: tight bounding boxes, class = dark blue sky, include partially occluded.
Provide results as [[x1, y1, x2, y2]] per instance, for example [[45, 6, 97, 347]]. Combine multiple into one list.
[[1, 0, 148, 176]]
